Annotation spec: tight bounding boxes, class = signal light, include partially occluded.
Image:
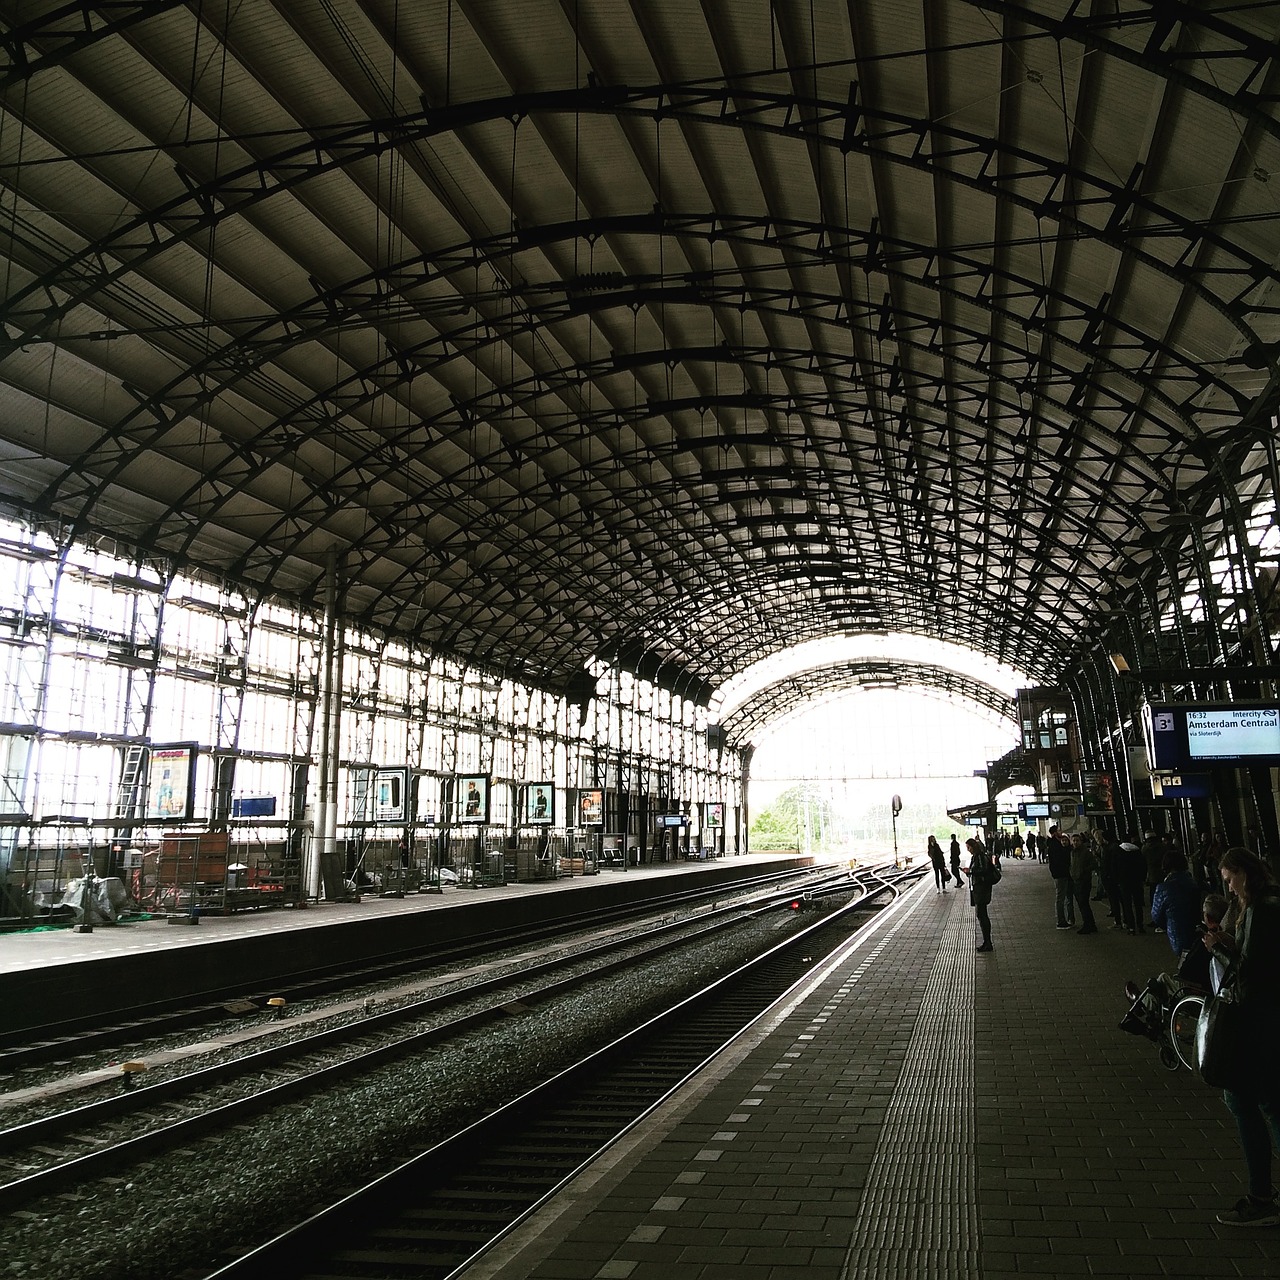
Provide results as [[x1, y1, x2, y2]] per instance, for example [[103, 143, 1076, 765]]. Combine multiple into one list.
[[790, 900, 802, 910]]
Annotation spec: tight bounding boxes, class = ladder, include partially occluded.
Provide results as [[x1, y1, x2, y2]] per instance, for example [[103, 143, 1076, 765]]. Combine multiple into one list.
[[114, 744, 148, 824]]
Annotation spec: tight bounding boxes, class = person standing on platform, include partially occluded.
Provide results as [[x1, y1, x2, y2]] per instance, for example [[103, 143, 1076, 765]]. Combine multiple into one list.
[[1026, 830, 1038, 861], [927, 835, 948, 893], [967, 836, 997, 952], [1142, 830, 1164, 916], [949, 834, 966, 888], [1046, 826, 1074, 930], [1200, 832, 1226, 892], [1090, 830, 1108, 900], [1117, 836, 1147, 934], [1151, 851, 1200, 955], [1070, 832, 1098, 934], [1099, 830, 1124, 929], [1201, 847, 1280, 1227]]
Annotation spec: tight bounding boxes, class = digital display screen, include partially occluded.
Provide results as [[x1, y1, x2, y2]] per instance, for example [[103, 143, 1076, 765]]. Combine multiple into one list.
[[1187, 707, 1280, 761], [1146, 702, 1280, 769], [1021, 802, 1050, 818], [231, 796, 276, 818]]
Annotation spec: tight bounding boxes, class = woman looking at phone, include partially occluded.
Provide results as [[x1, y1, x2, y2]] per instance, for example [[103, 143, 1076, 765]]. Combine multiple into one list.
[[1203, 847, 1280, 1227]]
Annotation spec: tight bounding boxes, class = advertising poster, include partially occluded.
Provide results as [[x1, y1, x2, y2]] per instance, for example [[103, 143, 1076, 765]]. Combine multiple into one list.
[[578, 789, 603, 826], [375, 767, 408, 823], [458, 775, 489, 824], [145, 744, 197, 821], [524, 782, 554, 825], [704, 802, 724, 829], [1081, 770, 1114, 815]]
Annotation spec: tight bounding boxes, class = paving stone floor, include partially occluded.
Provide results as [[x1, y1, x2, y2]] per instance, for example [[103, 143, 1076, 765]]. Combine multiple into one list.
[[463, 856, 1280, 1280]]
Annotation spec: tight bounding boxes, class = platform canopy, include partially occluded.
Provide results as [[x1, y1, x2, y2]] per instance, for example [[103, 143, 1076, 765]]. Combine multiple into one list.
[[0, 2, 1276, 707]]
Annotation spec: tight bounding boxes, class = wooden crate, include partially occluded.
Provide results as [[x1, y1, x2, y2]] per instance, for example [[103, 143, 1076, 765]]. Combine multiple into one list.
[[156, 832, 230, 884]]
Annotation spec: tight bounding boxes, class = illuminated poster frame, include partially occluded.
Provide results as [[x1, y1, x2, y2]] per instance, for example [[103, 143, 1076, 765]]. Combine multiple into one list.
[[1081, 770, 1115, 816], [578, 789, 604, 826], [458, 775, 490, 824], [145, 743, 198, 822], [704, 802, 724, 829], [523, 782, 554, 825], [374, 767, 408, 824]]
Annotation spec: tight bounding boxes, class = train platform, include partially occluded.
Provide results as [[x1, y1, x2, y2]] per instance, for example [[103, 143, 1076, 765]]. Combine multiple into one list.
[[464, 857, 1280, 1280], [0, 852, 812, 1038]]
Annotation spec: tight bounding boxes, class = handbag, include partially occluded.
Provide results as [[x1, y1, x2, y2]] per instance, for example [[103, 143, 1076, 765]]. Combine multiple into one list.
[[942, 868, 951, 883], [1195, 992, 1245, 1088]]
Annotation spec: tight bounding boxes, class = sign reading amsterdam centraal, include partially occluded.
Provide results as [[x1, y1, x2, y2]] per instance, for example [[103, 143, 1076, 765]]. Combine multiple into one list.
[[1187, 707, 1280, 760], [1144, 702, 1280, 770]]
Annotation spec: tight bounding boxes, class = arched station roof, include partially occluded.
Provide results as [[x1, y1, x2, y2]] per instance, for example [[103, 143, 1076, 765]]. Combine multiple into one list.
[[1, 2, 1277, 711], [710, 631, 1022, 744], [718, 657, 1017, 749]]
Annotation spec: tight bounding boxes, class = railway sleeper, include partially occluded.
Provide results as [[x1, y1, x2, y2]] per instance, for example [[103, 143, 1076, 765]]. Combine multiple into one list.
[[399, 1205, 529, 1221], [370, 1216, 516, 1233], [401, 1189, 537, 1206], [334, 1244, 485, 1265]]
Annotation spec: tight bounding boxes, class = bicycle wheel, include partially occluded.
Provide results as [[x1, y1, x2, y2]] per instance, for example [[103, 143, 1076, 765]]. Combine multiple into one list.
[[1170, 994, 1205, 1071]]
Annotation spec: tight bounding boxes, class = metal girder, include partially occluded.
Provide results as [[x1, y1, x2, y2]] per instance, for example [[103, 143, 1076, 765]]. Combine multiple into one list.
[[0, 1, 1275, 722], [0, 0, 188, 90], [2, 81, 1266, 350], [965, 2, 1280, 131], [719, 660, 1015, 745]]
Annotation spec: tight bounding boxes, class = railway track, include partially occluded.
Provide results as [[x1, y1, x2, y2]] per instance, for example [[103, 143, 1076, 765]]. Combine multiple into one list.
[[205, 867, 914, 1280], [0, 865, 884, 1210], [0, 864, 822, 1074]]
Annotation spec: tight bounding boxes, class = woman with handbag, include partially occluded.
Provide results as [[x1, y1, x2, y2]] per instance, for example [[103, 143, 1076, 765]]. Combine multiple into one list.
[[1202, 847, 1280, 1227], [926, 835, 948, 893], [966, 836, 997, 952]]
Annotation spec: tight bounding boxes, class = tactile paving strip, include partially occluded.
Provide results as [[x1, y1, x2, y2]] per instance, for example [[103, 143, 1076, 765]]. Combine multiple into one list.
[[839, 898, 978, 1279]]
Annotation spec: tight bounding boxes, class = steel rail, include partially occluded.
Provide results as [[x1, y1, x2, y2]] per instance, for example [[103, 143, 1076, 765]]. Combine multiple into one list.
[[0, 864, 818, 1067], [204, 869, 914, 1280], [0, 867, 875, 1207]]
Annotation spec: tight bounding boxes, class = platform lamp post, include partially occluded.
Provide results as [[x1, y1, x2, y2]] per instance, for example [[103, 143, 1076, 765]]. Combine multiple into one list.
[[75, 819, 96, 934], [891, 793, 902, 868]]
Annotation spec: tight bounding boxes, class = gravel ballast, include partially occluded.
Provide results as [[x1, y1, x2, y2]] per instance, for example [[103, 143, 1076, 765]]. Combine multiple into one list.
[[0, 900, 854, 1280]]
